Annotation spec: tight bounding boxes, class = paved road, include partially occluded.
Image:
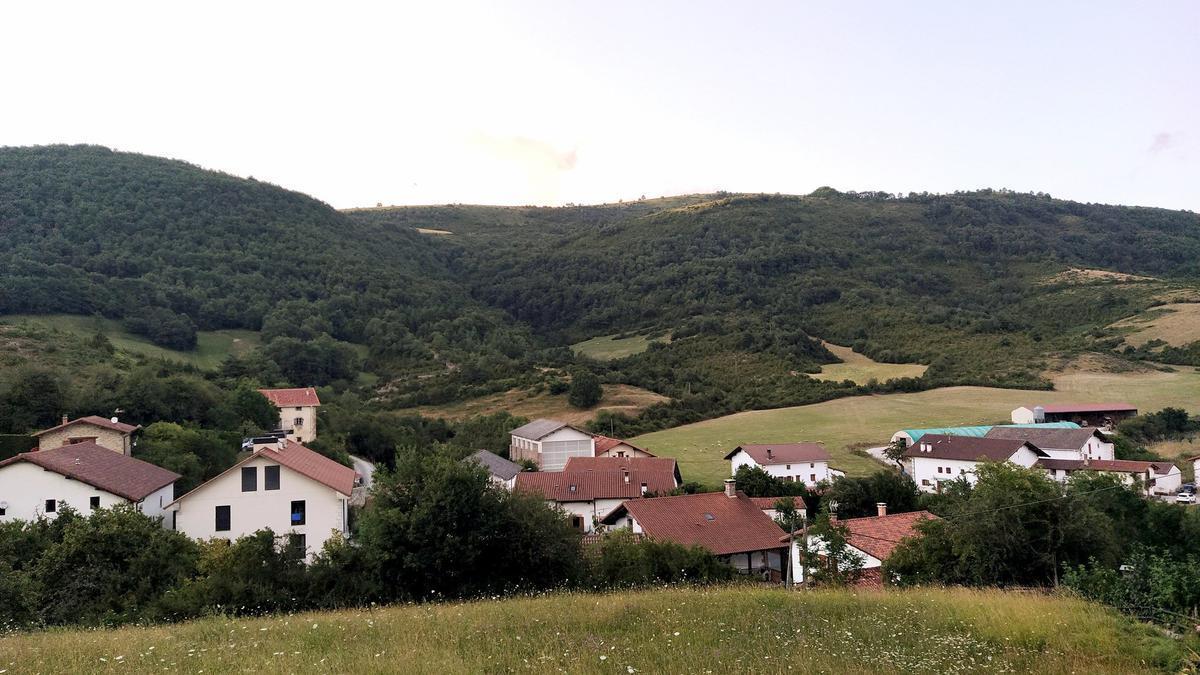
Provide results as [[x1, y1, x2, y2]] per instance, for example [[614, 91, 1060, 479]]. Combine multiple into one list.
[[350, 454, 376, 489]]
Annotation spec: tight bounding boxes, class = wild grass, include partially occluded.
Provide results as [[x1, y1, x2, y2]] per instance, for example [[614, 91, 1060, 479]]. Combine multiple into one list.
[[0, 586, 1186, 673], [634, 362, 1200, 485], [811, 342, 928, 384], [1111, 303, 1200, 348], [403, 383, 669, 426], [572, 333, 670, 361]]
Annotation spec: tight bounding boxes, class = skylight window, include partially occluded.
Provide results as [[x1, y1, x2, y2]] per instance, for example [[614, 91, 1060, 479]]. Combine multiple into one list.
[[703, 513, 716, 521]]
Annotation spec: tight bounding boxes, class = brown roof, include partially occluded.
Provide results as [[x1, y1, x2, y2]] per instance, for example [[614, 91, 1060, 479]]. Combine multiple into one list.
[[750, 496, 806, 511], [1036, 458, 1177, 476], [564, 456, 680, 483], [903, 434, 1047, 462], [168, 440, 355, 507], [984, 426, 1106, 451], [841, 511, 937, 561], [593, 435, 655, 457], [602, 492, 788, 556], [33, 415, 140, 437], [1026, 403, 1137, 414], [724, 443, 830, 464], [0, 441, 178, 501], [515, 463, 679, 502], [258, 387, 321, 407]]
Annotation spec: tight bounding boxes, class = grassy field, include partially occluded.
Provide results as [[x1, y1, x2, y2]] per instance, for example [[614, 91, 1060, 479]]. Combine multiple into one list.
[[634, 360, 1200, 485], [0, 314, 260, 370], [0, 586, 1185, 674], [572, 333, 670, 360], [1112, 302, 1200, 348], [811, 342, 928, 384], [405, 383, 669, 426]]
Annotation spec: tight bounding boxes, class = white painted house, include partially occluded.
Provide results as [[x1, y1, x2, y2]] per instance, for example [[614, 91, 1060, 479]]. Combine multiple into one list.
[[786, 506, 937, 585], [903, 434, 1048, 493], [508, 419, 595, 471], [0, 442, 178, 524], [514, 456, 679, 532], [1038, 458, 1182, 496], [984, 427, 1114, 461], [593, 435, 656, 458], [725, 443, 832, 486], [167, 438, 355, 559], [259, 388, 321, 444]]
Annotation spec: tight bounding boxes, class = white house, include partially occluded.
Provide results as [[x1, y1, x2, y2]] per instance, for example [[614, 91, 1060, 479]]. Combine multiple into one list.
[[259, 388, 321, 444], [167, 438, 355, 559], [786, 506, 937, 586], [508, 419, 595, 471], [514, 456, 679, 532], [984, 427, 1114, 461], [33, 415, 140, 455], [1038, 458, 1183, 496], [464, 449, 522, 489], [1011, 403, 1137, 429], [724, 443, 832, 486], [0, 441, 178, 524], [593, 435, 656, 458], [903, 434, 1048, 493]]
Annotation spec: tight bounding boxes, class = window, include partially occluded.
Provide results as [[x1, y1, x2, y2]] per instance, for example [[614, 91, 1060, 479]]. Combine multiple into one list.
[[786, 464, 792, 470], [90, 496, 100, 510], [264, 465, 280, 490], [937, 467, 943, 474], [291, 500, 306, 525], [295, 406, 303, 411], [215, 505, 231, 531], [640, 482, 648, 495], [810, 463, 815, 468], [241, 466, 257, 492], [45, 499, 56, 513], [68, 436, 97, 445], [922, 479, 930, 486], [570, 515, 584, 530], [293, 417, 304, 428], [289, 532, 307, 552], [0, 505, 6, 516], [810, 474, 816, 482]]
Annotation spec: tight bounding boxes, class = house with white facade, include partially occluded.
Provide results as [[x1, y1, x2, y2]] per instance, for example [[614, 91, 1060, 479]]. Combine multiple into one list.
[[593, 435, 656, 458], [601, 479, 789, 581], [725, 443, 832, 486], [508, 419, 595, 471], [1037, 458, 1182, 496], [984, 426, 1114, 461], [167, 438, 355, 559], [464, 449, 522, 489], [514, 456, 679, 532], [33, 415, 140, 455], [259, 388, 321, 444], [0, 441, 178, 523], [904, 434, 1048, 493], [1011, 403, 1137, 429], [785, 505, 937, 586], [889, 422, 1080, 448]]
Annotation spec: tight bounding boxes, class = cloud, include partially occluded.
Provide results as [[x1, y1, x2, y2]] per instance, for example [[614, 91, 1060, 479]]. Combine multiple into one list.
[[473, 133, 578, 171], [1148, 132, 1180, 155]]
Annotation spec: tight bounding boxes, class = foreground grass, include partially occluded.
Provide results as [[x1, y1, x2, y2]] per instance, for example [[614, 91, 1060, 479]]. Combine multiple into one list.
[[811, 342, 928, 384], [0, 586, 1186, 674], [635, 362, 1200, 484]]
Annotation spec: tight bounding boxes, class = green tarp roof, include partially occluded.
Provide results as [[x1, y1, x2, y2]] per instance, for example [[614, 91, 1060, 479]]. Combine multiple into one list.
[[897, 421, 1080, 444]]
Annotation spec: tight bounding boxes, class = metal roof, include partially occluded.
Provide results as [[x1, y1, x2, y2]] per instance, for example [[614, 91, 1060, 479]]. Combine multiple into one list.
[[897, 422, 1080, 445]]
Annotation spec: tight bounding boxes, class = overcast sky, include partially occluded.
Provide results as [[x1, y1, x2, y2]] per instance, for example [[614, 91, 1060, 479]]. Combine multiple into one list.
[[2, 1, 1197, 210]]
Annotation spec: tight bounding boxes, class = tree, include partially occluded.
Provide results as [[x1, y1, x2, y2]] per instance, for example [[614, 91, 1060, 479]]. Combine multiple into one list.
[[802, 515, 864, 586], [883, 439, 908, 468], [229, 386, 279, 431], [732, 465, 811, 499], [0, 368, 65, 433], [825, 470, 920, 519], [773, 497, 806, 588], [587, 529, 732, 587], [568, 371, 602, 409]]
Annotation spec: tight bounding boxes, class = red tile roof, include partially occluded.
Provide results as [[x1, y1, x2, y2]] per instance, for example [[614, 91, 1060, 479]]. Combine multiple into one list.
[[564, 455, 679, 481], [724, 443, 830, 465], [903, 434, 1047, 462], [0, 441, 178, 501], [604, 492, 789, 556], [1026, 403, 1137, 414], [168, 440, 355, 507], [515, 463, 679, 502], [258, 387, 321, 407], [750, 496, 806, 511], [33, 415, 140, 437], [592, 435, 655, 456], [1036, 458, 1178, 476], [840, 511, 937, 561]]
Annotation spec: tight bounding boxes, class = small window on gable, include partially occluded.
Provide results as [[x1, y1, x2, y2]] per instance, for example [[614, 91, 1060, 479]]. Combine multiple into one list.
[[786, 464, 791, 470], [90, 496, 100, 510], [291, 500, 306, 525], [810, 473, 816, 482], [569, 484, 577, 493], [45, 499, 56, 513], [215, 505, 231, 531], [264, 465, 280, 490], [241, 466, 257, 492]]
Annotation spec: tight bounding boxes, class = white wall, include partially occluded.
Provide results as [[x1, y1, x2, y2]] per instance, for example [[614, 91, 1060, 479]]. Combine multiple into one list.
[[1040, 436, 1114, 461], [788, 536, 883, 584], [1152, 468, 1182, 495], [170, 456, 348, 560], [731, 450, 829, 486], [597, 442, 654, 459], [909, 446, 1042, 493], [1011, 407, 1036, 424], [0, 462, 134, 521], [553, 497, 625, 532], [536, 428, 595, 471], [277, 405, 318, 443]]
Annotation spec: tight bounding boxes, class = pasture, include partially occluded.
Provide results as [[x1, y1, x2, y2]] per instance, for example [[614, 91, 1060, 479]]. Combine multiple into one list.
[[572, 332, 670, 361], [810, 342, 928, 384], [405, 383, 669, 426]]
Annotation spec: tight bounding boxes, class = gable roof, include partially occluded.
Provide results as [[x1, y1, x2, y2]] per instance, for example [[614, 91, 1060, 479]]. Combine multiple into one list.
[[903, 434, 1048, 462], [783, 511, 938, 561], [750, 496, 806, 511], [984, 426, 1106, 451], [1036, 458, 1178, 476], [509, 418, 590, 441], [724, 443, 830, 464], [0, 441, 178, 501], [1021, 403, 1137, 414], [168, 440, 355, 507], [602, 491, 788, 556], [33, 415, 140, 437], [258, 387, 321, 407], [564, 456, 681, 483], [514, 464, 679, 502], [465, 449, 522, 481], [897, 422, 1080, 445], [593, 435, 655, 457]]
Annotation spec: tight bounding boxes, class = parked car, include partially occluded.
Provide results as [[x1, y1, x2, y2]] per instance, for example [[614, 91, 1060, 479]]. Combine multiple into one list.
[[1177, 490, 1197, 504]]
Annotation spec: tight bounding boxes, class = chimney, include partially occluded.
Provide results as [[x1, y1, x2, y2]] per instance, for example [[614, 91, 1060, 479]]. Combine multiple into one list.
[[766, 447, 774, 460], [724, 479, 737, 498], [61, 414, 69, 426], [876, 502, 887, 517]]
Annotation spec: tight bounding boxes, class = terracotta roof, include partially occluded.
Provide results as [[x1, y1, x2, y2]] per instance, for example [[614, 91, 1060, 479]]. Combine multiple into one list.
[[750, 496, 806, 511], [841, 511, 937, 561], [724, 443, 830, 465], [258, 387, 321, 407], [33, 415, 140, 437], [903, 434, 1047, 462], [168, 440, 355, 507], [514, 464, 678, 501], [1036, 458, 1178, 476], [465, 449, 522, 481], [602, 492, 788, 556], [0, 441, 178, 501], [1023, 403, 1137, 414], [984, 427, 1106, 451], [509, 418, 590, 441], [564, 456, 681, 483], [593, 435, 655, 456]]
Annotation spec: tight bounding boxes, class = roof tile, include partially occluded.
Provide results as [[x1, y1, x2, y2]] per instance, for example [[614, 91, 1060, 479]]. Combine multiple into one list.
[[0, 442, 178, 501]]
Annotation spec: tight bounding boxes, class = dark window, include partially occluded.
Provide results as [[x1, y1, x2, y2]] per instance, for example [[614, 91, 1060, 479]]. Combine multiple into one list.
[[215, 505, 231, 531], [90, 496, 100, 510], [241, 466, 257, 492], [570, 515, 584, 530], [0, 506, 6, 516], [810, 474, 816, 482], [264, 465, 280, 490], [289, 532, 307, 552], [293, 417, 304, 427], [291, 500, 306, 525], [45, 499, 56, 513]]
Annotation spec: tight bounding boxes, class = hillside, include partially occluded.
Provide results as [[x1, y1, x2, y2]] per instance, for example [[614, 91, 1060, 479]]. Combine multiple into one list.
[[0, 586, 1187, 673]]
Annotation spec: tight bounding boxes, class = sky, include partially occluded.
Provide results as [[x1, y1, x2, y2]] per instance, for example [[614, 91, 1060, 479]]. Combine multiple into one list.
[[1, 1, 1197, 210]]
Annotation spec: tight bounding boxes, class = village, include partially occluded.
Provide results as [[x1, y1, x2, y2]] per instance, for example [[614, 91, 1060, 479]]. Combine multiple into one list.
[[1, 389, 1194, 588]]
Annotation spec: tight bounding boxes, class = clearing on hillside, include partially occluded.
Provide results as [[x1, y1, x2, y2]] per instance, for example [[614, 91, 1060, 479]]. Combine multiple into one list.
[[405, 383, 669, 426], [634, 357, 1200, 486], [810, 342, 928, 384], [1110, 303, 1200, 348], [0, 586, 1184, 673], [571, 332, 670, 360]]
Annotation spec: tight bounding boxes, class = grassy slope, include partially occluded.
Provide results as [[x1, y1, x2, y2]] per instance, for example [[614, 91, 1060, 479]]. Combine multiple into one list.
[[0, 314, 260, 370], [572, 333, 669, 360], [811, 342, 929, 384], [0, 587, 1184, 674], [1112, 302, 1200, 348], [403, 384, 669, 427], [634, 361, 1200, 485]]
